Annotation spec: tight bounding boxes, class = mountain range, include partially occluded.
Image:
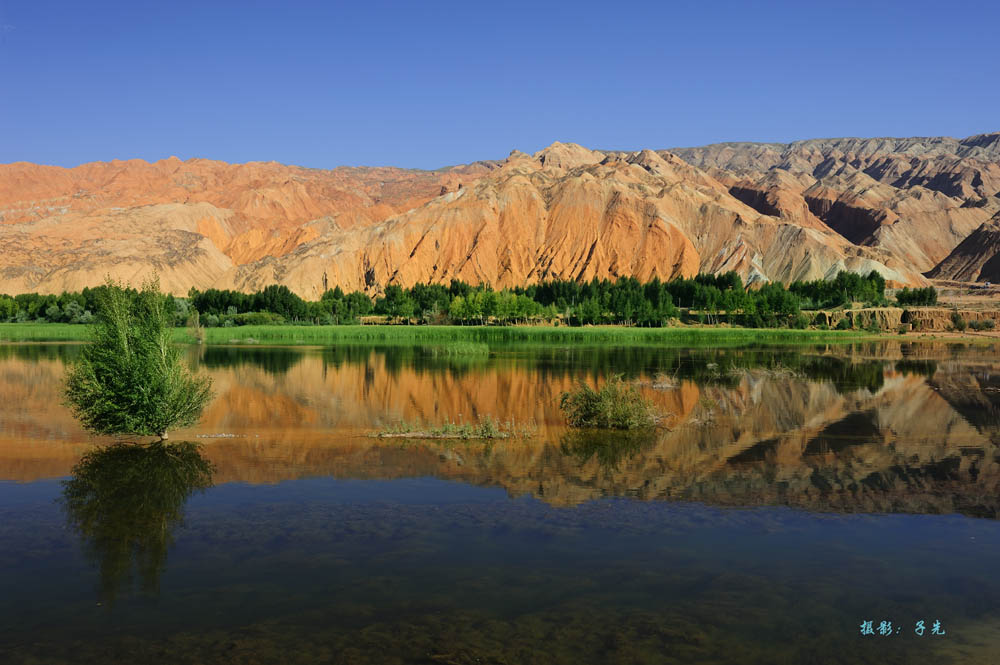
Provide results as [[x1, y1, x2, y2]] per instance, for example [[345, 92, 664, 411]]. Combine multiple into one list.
[[2, 133, 998, 296]]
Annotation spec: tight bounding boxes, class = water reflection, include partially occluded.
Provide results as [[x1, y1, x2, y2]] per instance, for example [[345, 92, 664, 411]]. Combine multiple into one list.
[[1, 341, 999, 517], [60, 442, 214, 601], [3, 342, 1000, 663], [200, 346, 304, 374], [559, 429, 659, 471], [895, 358, 938, 377]]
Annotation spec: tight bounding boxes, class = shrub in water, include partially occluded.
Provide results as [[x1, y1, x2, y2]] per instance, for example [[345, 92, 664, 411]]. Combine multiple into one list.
[[64, 278, 214, 439], [559, 375, 657, 429]]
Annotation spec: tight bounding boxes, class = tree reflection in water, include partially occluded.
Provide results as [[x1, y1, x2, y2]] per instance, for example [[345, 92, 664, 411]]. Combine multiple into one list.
[[60, 442, 214, 602]]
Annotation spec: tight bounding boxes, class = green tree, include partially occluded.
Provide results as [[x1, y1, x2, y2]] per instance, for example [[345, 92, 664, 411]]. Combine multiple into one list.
[[449, 295, 467, 323], [252, 284, 307, 320], [63, 278, 214, 440], [480, 289, 499, 321], [464, 290, 485, 324], [45, 303, 63, 322], [576, 297, 602, 325], [896, 286, 938, 306], [376, 285, 415, 320], [344, 291, 373, 319], [0, 295, 15, 321]]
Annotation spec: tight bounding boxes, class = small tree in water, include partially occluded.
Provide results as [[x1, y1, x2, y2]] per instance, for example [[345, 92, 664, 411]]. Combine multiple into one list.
[[64, 278, 213, 440]]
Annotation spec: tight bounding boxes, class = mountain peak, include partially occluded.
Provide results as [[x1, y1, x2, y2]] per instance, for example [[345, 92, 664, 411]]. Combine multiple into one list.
[[2, 132, 997, 297], [533, 142, 604, 169]]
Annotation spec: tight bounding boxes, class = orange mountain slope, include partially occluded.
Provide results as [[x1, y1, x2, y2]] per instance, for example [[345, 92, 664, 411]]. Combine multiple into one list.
[[3, 135, 997, 296]]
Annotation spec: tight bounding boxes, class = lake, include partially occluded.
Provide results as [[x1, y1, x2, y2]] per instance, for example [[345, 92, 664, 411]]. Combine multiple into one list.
[[1, 341, 998, 664]]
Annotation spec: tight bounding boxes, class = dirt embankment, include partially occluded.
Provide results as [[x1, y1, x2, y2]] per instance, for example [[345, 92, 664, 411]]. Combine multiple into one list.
[[903, 307, 1000, 332], [811, 307, 904, 331], [810, 306, 1000, 334]]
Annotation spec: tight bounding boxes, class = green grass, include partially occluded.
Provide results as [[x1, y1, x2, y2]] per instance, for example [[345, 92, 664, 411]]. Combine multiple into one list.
[[0, 323, 200, 343], [0, 323, 94, 342], [418, 341, 490, 356], [200, 324, 879, 347], [0, 322, 887, 347]]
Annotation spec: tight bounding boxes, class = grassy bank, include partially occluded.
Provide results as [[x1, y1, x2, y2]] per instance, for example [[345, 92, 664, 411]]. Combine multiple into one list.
[[0, 322, 882, 346], [200, 324, 883, 346], [0, 323, 199, 343], [0, 323, 95, 342]]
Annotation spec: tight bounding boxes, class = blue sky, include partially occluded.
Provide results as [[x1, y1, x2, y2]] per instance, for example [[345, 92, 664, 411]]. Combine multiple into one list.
[[2, 0, 997, 169]]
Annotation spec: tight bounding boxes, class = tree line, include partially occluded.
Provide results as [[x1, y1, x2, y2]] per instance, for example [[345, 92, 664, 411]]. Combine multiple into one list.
[[0, 270, 938, 329], [894, 286, 938, 306]]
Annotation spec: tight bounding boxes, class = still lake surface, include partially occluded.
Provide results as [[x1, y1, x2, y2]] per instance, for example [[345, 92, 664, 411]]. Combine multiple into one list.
[[1, 341, 999, 664]]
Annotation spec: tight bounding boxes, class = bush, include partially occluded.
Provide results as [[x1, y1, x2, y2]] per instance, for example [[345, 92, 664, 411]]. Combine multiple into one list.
[[950, 311, 967, 332], [63, 278, 214, 439], [969, 319, 996, 331], [835, 318, 852, 330], [559, 375, 657, 429]]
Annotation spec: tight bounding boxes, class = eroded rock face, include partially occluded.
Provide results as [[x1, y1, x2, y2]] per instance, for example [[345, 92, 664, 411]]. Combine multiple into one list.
[[811, 308, 905, 331], [928, 213, 1000, 283], [902, 307, 1000, 331], [0, 158, 496, 294], [3, 135, 997, 295], [673, 134, 1000, 275]]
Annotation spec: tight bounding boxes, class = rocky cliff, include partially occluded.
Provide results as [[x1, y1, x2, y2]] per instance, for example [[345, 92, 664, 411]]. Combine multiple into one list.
[[673, 133, 1000, 277], [2, 133, 997, 296], [927, 212, 1000, 282]]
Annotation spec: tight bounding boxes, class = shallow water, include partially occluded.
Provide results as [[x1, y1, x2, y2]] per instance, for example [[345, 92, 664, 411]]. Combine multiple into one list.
[[1, 341, 999, 663]]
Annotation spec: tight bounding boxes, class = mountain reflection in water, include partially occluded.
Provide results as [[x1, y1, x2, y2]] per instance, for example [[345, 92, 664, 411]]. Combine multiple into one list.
[[2, 341, 1000, 664], [1, 341, 997, 517]]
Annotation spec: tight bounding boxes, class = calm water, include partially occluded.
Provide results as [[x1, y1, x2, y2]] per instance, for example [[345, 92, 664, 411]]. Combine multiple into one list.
[[1, 341, 999, 664]]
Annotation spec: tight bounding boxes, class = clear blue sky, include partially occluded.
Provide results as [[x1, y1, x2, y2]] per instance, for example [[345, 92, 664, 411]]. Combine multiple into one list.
[[2, 0, 998, 169]]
